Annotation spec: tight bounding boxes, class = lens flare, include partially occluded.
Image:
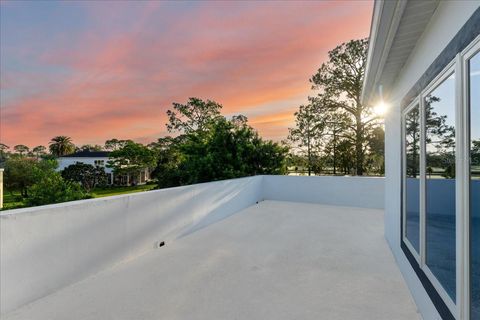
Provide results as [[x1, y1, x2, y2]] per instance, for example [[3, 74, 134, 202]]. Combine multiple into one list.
[[373, 101, 388, 116]]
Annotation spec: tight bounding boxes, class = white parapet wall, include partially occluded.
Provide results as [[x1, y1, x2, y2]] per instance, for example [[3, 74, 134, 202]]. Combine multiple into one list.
[[262, 175, 385, 209], [0, 168, 4, 209], [0, 175, 384, 315], [0, 176, 263, 315]]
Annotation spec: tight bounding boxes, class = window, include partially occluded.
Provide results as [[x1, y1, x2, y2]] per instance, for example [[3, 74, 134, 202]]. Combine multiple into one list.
[[404, 104, 421, 254], [469, 49, 480, 320], [94, 160, 105, 166], [425, 73, 456, 302], [402, 64, 458, 315]]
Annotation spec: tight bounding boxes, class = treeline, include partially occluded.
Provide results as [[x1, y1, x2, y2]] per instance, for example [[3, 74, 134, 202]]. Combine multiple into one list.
[[0, 98, 288, 208], [288, 38, 384, 176]]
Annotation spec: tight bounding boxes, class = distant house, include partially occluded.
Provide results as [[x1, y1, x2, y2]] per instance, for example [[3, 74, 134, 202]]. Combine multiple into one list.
[[57, 150, 151, 186]]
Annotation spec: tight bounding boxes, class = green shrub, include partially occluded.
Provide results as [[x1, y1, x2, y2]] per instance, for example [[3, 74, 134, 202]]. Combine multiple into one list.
[[26, 173, 88, 206], [61, 163, 108, 192]]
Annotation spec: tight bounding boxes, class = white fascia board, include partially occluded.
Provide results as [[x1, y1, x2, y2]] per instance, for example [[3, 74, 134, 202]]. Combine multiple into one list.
[[362, 0, 407, 105]]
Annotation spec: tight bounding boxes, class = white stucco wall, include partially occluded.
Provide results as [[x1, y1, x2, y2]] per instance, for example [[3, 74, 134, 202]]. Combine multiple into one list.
[[0, 176, 263, 315], [263, 175, 384, 209], [384, 2, 479, 320], [56, 157, 112, 173], [0, 175, 384, 315], [0, 169, 3, 209]]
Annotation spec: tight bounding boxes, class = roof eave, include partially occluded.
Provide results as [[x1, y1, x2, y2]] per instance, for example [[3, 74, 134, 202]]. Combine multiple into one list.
[[362, 0, 408, 105]]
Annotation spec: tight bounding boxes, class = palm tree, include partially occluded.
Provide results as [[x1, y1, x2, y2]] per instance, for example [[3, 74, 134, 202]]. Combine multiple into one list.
[[49, 136, 75, 157]]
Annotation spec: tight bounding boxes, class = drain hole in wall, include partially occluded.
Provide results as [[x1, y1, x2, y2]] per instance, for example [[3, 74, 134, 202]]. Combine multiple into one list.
[[159, 241, 165, 247]]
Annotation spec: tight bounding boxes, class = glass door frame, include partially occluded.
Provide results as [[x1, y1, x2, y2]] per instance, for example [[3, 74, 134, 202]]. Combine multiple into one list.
[[401, 35, 480, 319], [402, 99, 422, 264], [461, 36, 480, 320], [421, 60, 457, 316]]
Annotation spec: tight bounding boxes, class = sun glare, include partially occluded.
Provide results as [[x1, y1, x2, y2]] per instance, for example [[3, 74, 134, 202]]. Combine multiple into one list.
[[373, 101, 388, 116]]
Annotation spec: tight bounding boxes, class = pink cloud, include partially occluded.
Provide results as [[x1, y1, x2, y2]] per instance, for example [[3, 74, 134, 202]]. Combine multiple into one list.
[[0, 1, 372, 148]]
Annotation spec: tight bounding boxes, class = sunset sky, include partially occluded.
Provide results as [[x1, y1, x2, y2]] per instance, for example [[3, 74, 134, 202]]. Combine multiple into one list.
[[0, 0, 372, 148]]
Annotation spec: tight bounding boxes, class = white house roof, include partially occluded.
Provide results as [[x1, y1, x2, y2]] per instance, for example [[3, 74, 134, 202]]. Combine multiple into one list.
[[362, 0, 440, 105]]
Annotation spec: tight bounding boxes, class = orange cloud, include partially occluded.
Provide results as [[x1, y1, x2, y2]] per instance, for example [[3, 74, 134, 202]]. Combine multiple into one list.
[[0, 1, 372, 147]]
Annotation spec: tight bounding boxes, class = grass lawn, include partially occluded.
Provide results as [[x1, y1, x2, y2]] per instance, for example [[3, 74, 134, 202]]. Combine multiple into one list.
[[2, 191, 27, 210], [1, 184, 157, 211], [91, 184, 156, 198]]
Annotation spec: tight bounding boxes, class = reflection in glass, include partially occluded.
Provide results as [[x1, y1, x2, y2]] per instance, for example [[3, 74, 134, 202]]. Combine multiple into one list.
[[470, 51, 480, 320], [425, 73, 456, 301], [405, 105, 420, 253]]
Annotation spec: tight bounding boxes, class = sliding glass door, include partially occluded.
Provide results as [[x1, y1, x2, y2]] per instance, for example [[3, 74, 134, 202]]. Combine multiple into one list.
[[401, 37, 480, 319], [404, 104, 421, 254], [469, 49, 480, 320], [425, 73, 457, 302]]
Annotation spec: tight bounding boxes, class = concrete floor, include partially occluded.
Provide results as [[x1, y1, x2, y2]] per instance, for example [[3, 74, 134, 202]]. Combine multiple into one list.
[[4, 201, 420, 320]]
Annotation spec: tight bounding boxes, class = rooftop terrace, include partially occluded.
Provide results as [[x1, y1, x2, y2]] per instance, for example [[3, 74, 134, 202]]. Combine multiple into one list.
[[1, 176, 420, 319], [4, 200, 419, 320]]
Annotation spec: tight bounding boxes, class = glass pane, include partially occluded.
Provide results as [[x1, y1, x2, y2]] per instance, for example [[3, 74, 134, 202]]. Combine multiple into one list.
[[405, 105, 420, 253], [470, 50, 480, 320], [425, 73, 456, 301]]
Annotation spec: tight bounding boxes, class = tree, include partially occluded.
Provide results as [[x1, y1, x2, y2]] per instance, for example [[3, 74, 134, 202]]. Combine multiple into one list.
[[150, 136, 186, 188], [405, 106, 420, 178], [0, 143, 9, 162], [62, 163, 108, 192], [154, 115, 288, 187], [285, 151, 307, 174], [404, 97, 453, 179], [166, 97, 222, 134], [104, 139, 133, 151], [26, 172, 87, 206], [153, 98, 287, 187], [4, 157, 36, 197], [288, 103, 325, 176], [13, 145, 29, 156], [310, 38, 376, 175], [249, 135, 288, 176], [4, 157, 58, 197], [366, 126, 385, 174], [32, 145, 47, 157], [78, 144, 103, 152], [316, 108, 352, 175], [105, 139, 120, 151], [107, 142, 156, 185], [472, 139, 480, 167], [49, 136, 75, 157], [425, 96, 455, 149], [336, 139, 356, 175]]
